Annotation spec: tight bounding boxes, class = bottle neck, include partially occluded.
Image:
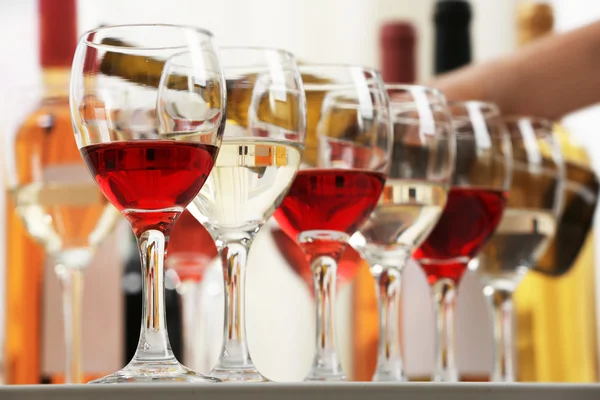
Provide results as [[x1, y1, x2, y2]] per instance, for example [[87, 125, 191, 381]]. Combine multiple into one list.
[[41, 67, 71, 98], [516, 2, 554, 47], [433, 0, 472, 75]]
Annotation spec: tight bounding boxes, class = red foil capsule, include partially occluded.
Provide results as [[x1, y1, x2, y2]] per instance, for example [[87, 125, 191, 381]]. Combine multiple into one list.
[[379, 21, 417, 84]]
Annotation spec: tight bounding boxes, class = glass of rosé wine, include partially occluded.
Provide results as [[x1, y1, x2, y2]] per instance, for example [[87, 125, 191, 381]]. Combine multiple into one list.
[[185, 47, 306, 382], [412, 101, 512, 382], [349, 84, 455, 382], [70, 24, 225, 384], [274, 65, 392, 381]]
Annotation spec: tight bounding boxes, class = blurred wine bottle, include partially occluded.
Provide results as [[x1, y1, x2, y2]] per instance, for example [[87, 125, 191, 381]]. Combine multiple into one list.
[[350, 20, 417, 382], [434, 0, 472, 74], [3, 0, 75, 384], [513, 0, 599, 382]]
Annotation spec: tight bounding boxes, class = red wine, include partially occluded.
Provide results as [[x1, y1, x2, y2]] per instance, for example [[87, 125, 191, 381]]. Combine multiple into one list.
[[81, 140, 218, 231], [274, 169, 385, 240], [413, 187, 507, 285]]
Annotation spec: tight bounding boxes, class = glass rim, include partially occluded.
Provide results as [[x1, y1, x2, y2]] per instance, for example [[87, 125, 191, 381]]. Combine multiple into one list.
[[81, 23, 214, 51], [298, 63, 381, 76], [299, 64, 384, 92], [447, 100, 501, 116], [385, 83, 446, 99], [503, 115, 555, 134], [219, 45, 297, 61]]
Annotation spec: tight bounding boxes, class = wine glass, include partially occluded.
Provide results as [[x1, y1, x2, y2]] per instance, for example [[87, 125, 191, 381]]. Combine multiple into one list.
[[1, 82, 123, 384], [475, 117, 564, 382], [349, 84, 454, 381], [70, 24, 225, 383], [166, 209, 217, 370], [274, 65, 392, 381], [412, 101, 511, 382], [185, 47, 306, 382]]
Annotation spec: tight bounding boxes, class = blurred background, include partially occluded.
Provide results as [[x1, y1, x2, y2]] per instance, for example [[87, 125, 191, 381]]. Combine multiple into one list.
[[1, 0, 600, 384]]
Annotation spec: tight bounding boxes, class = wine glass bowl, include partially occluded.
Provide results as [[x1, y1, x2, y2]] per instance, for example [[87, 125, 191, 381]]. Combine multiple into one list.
[[349, 84, 454, 382], [185, 47, 306, 382], [412, 101, 511, 382], [70, 24, 225, 384], [476, 117, 564, 382], [273, 65, 392, 381]]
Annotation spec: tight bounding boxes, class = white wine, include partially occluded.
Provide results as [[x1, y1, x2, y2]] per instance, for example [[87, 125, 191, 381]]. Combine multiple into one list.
[[477, 208, 556, 292], [13, 180, 120, 268], [188, 137, 302, 232], [351, 180, 447, 271]]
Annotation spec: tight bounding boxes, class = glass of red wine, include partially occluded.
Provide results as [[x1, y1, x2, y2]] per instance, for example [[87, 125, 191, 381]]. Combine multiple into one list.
[[185, 47, 306, 382], [475, 117, 564, 382], [70, 24, 225, 383], [350, 84, 455, 381], [412, 101, 511, 382], [274, 65, 392, 381]]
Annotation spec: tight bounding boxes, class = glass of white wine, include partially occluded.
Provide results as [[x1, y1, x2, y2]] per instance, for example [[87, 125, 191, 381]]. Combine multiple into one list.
[[1, 83, 123, 383], [350, 84, 455, 381], [183, 47, 306, 382], [475, 117, 565, 382]]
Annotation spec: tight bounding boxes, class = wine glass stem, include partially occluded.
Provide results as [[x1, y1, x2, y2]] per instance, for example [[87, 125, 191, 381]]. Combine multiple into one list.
[[307, 255, 345, 381], [132, 229, 174, 362], [56, 265, 84, 384], [432, 278, 458, 382], [373, 267, 405, 381], [180, 280, 202, 370], [485, 287, 515, 382], [215, 240, 254, 370]]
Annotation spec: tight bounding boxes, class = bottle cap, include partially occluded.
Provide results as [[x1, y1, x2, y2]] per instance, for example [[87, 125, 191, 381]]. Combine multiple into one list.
[[379, 21, 416, 83], [517, 2, 554, 45], [39, 0, 77, 68], [434, 0, 472, 25]]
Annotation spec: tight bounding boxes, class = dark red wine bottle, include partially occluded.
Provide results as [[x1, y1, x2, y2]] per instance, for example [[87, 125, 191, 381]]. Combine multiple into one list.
[[433, 0, 472, 74]]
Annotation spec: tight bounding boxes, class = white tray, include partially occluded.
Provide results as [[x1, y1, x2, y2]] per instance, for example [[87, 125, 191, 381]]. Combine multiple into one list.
[[0, 382, 598, 400]]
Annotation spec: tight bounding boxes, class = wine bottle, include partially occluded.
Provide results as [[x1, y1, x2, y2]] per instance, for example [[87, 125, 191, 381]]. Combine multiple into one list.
[[434, 0, 472, 74], [512, 1, 598, 382], [3, 0, 77, 384], [4, 0, 130, 384]]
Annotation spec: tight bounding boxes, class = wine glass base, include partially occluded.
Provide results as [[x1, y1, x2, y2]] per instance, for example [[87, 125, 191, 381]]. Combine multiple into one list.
[[89, 360, 220, 384], [432, 373, 459, 383], [209, 366, 270, 382], [372, 370, 407, 382], [304, 372, 346, 382]]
